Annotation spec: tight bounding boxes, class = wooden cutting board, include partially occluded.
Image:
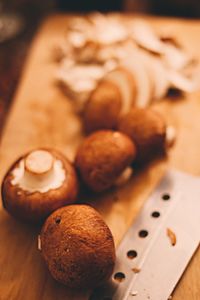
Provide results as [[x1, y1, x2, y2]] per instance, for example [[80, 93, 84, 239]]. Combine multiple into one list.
[[0, 14, 200, 300]]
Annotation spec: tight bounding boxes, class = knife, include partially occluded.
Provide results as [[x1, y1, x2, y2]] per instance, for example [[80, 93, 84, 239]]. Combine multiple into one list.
[[90, 169, 200, 300]]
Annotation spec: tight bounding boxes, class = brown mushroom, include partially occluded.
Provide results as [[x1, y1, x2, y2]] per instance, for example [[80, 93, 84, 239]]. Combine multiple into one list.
[[2, 149, 79, 223], [40, 204, 116, 289], [75, 130, 136, 192], [83, 67, 137, 133], [118, 108, 176, 164], [84, 80, 122, 133]]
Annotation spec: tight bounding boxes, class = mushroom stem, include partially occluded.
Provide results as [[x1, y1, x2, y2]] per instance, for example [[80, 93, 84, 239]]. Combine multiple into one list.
[[115, 167, 133, 187], [38, 235, 42, 251], [23, 150, 55, 189]]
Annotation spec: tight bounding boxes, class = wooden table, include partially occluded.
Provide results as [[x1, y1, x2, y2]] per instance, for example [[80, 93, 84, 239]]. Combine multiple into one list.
[[0, 14, 200, 300]]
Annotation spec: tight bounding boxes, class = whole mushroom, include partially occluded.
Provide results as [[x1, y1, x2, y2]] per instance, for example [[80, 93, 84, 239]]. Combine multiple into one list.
[[118, 108, 176, 164], [2, 149, 79, 222], [75, 130, 136, 192], [39, 204, 116, 289]]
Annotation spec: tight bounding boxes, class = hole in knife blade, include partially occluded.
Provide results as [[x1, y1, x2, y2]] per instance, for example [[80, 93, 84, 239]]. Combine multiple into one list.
[[151, 211, 160, 218], [162, 193, 170, 201], [113, 272, 126, 282], [138, 230, 148, 238], [127, 250, 137, 259]]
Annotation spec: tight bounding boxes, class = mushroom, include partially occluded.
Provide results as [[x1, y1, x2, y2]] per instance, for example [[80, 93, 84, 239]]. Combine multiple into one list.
[[84, 68, 136, 133], [130, 20, 164, 55], [118, 108, 176, 164], [2, 149, 79, 222], [138, 50, 169, 101], [56, 63, 106, 112], [75, 130, 136, 192], [83, 67, 137, 133], [122, 50, 154, 108], [40, 204, 116, 289], [84, 80, 122, 133]]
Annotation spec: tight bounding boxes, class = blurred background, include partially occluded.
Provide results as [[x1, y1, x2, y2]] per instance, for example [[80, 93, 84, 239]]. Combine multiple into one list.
[[0, 0, 200, 131]]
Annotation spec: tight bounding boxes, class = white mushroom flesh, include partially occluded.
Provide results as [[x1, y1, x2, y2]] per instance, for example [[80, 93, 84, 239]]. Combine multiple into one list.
[[123, 52, 153, 108], [130, 19, 164, 54], [38, 235, 41, 251], [11, 150, 66, 193], [115, 167, 133, 187], [165, 126, 176, 148], [167, 70, 197, 93], [106, 68, 134, 115], [55, 14, 199, 111]]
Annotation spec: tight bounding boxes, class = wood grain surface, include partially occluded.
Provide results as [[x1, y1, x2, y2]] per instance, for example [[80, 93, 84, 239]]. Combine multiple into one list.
[[0, 14, 200, 300]]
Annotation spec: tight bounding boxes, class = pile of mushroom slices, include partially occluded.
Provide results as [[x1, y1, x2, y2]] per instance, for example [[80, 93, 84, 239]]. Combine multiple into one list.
[[55, 13, 200, 116]]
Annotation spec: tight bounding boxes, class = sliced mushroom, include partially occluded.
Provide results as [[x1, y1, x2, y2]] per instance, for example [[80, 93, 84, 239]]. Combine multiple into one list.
[[56, 14, 199, 115], [130, 20, 164, 55], [122, 51, 153, 107], [165, 126, 176, 148], [75, 130, 136, 192], [105, 67, 137, 114], [83, 67, 137, 133], [83, 80, 122, 133], [164, 44, 191, 71], [139, 50, 169, 100], [2, 149, 79, 222], [56, 63, 106, 112], [167, 70, 197, 93], [89, 12, 128, 45]]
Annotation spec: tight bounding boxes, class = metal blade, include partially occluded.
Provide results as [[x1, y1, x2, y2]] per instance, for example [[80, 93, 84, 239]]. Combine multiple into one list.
[[90, 170, 200, 300]]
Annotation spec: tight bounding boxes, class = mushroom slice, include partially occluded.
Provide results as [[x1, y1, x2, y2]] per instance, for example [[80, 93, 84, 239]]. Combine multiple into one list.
[[139, 51, 169, 101], [67, 31, 87, 49], [56, 64, 106, 111], [130, 20, 164, 54], [162, 43, 193, 71], [96, 20, 128, 45], [68, 17, 91, 33], [105, 67, 137, 114], [122, 51, 153, 107], [167, 70, 197, 93], [150, 59, 169, 100], [165, 126, 176, 148], [74, 41, 101, 63], [89, 12, 128, 45]]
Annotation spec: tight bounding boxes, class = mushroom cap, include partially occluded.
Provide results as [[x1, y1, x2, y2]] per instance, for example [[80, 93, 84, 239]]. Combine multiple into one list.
[[75, 130, 136, 192], [118, 108, 167, 164], [40, 204, 116, 289], [2, 149, 79, 223], [84, 80, 122, 133]]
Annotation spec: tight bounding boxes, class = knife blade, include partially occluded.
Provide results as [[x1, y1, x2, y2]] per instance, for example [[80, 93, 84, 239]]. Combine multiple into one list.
[[90, 170, 200, 300]]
